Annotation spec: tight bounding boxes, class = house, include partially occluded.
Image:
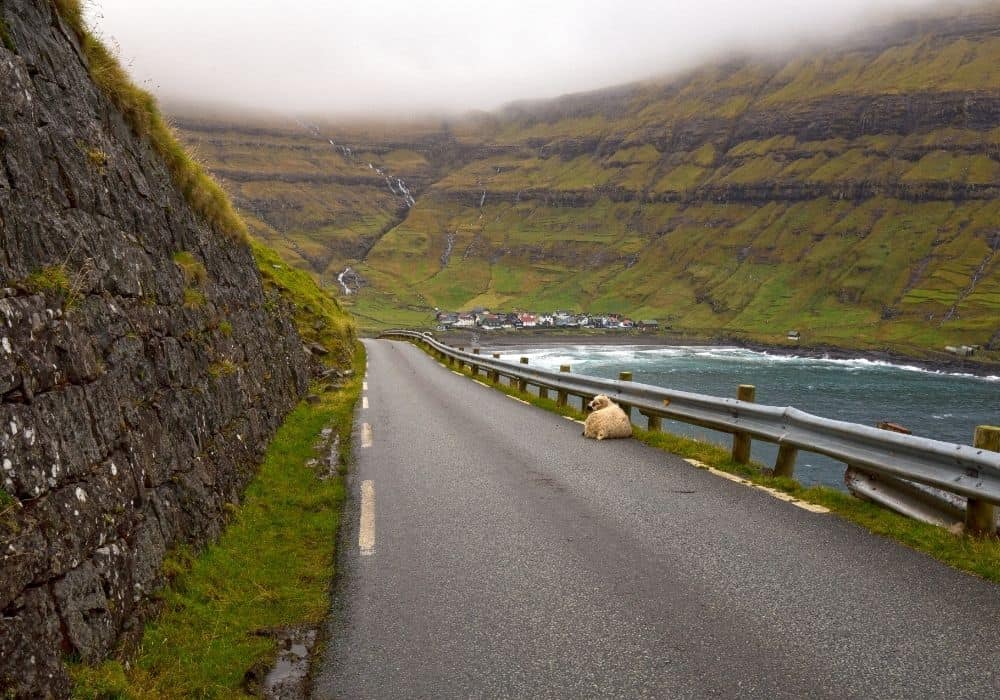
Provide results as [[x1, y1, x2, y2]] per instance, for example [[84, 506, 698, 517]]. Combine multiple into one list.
[[454, 313, 476, 328], [519, 313, 538, 328], [474, 309, 492, 325], [787, 330, 800, 340], [638, 320, 659, 330], [436, 312, 459, 327], [554, 312, 574, 327], [480, 314, 504, 329], [945, 345, 975, 357]]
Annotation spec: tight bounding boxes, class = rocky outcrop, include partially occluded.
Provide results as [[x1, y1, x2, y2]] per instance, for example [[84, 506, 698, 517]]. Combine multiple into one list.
[[434, 177, 1000, 208], [730, 92, 1000, 144], [0, 1, 309, 696]]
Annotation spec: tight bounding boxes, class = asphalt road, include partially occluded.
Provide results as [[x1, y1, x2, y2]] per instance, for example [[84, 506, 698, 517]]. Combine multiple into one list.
[[314, 339, 1000, 699]]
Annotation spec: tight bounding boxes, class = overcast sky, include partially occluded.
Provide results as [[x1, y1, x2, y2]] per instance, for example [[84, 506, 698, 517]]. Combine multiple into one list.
[[86, 0, 967, 117]]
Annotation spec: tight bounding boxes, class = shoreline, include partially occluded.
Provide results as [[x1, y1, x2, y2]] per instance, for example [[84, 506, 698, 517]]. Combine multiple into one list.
[[433, 330, 1000, 379]]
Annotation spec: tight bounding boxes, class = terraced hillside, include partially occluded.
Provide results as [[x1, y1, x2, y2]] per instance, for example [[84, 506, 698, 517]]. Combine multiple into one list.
[[176, 6, 1000, 357]]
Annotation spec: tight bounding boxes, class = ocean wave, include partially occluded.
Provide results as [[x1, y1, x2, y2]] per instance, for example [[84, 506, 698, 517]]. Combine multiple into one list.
[[506, 344, 999, 382]]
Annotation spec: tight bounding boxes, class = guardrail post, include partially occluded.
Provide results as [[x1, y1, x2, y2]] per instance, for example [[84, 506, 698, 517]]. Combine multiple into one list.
[[773, 445, 798, 478], [490, 353, 500, 384], [557, 365, 570, 407], [967, 426, 999, 535], [643, 413, 661, 431], [732, 384, 756, 464], [518, 357, 529, 392], [618, 371, 633, 419], [471, 348, 481, 376]]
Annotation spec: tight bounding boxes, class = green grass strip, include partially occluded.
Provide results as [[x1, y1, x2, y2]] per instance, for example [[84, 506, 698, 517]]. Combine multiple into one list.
[[425, 343, 1000, 584], [71, 348, 365, 699]]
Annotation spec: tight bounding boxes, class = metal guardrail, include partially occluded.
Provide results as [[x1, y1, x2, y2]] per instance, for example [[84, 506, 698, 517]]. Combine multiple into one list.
[[379, 330, 1000, 532]]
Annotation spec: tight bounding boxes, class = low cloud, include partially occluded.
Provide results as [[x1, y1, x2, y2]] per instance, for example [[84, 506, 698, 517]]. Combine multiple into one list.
[[87, 0, 978, 117]]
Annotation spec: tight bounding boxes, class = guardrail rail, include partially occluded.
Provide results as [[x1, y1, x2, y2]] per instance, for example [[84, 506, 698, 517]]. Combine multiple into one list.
[[379, 330, 1000, 535]]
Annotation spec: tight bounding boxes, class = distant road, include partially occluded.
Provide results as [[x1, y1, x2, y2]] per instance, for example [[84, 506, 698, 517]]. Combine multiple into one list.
[[315, 339, 1000, 699]]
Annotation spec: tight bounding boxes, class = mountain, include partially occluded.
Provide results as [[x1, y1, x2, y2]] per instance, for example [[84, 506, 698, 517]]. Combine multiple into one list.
[[175, 4, 1000, 359]]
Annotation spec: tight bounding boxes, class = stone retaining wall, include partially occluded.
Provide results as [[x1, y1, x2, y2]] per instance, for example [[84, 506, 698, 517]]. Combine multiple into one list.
[[0, 1, 309, 695]]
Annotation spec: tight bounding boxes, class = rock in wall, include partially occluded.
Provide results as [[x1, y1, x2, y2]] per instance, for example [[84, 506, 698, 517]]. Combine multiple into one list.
[[0, 1, 310, 695]]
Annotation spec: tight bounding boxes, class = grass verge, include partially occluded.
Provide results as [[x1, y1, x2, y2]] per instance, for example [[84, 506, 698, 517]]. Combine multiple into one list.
[[252, 240, 355, 366], [413, 340, 1000, 584], [70, 347, 365, 698], [71, 234, 359, 695]]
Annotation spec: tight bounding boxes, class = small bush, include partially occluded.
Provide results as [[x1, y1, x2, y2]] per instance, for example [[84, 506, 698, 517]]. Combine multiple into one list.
[[0, 487, 16, 511], [208, 359, 238, 377], [24, 265, 81, 308], [182, 287, 206, 309], [25, 265, 70, 295], [0, 14, 15, 53], [85, 146, 108, 170], [172, 251, 208, 286], [218, 320, 233, 337]]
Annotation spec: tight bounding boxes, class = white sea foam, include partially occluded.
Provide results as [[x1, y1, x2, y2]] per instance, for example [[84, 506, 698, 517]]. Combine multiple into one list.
[[510, 344, 999, 383]]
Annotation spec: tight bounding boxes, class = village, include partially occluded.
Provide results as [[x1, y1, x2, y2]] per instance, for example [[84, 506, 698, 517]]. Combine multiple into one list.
[[434, 309, 662, 331]]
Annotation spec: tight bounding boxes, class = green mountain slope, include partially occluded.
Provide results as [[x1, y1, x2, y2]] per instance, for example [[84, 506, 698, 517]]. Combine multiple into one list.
[[176, 6, 1000, 357]]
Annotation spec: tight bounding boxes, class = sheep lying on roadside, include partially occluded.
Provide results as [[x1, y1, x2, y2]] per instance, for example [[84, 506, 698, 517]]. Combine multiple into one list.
[[582, 394, 633, 440]]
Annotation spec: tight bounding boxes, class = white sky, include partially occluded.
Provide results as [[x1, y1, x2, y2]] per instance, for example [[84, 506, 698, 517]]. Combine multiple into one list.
[[85, 0, 966, 117]]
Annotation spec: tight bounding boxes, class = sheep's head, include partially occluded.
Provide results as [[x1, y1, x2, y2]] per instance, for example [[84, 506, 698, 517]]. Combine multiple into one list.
[[588, 394, 612, 411]]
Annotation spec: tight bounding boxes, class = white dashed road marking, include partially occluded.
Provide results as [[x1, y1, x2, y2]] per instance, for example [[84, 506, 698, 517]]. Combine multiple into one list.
[[363, 381, 368, 391], [361, 423, 373, 448], [362, 396, 369, 410], [507, 395, 530, 405], [684, 459, 829, 513], [359, 480, 375, 556]]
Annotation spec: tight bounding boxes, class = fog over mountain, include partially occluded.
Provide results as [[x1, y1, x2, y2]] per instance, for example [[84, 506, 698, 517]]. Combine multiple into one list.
[[88, 0, 981, 115]]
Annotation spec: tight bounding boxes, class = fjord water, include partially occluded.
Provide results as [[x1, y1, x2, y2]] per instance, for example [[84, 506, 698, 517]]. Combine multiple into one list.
[[504, 345, 1000, 490]]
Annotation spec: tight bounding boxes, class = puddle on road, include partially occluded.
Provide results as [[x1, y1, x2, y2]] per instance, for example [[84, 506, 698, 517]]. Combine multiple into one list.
[[263, 628, 318, 699]]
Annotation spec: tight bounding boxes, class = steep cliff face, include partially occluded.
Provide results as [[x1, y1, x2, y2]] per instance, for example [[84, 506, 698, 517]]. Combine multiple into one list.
[[176, 6, 1000, 354], [0, 1, 309, 695], [174, 116, 468, 293], [352, 7, 1000, 351]]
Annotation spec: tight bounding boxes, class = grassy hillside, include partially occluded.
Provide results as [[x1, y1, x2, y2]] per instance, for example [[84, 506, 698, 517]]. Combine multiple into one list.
[[175, 5, 1000, 359]]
